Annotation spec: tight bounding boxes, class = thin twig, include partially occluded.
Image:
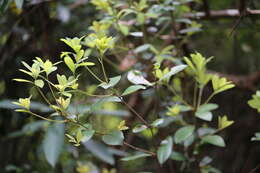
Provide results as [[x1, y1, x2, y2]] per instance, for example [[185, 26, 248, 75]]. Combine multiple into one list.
[[123, 141, 156, 156], [119, 97, 151, 127], [84, 66, 104, 83], [28, 111, 67, 123]]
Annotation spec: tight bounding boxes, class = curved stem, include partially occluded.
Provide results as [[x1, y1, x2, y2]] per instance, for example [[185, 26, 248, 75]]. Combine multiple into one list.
[[84, 66, 104, 83], [203, 92, 215, 105], [28, 111, 66, 123], [118, 96, 150, 128], [36, 87, 52, 106], [99, 56, 108, 83], [123, 141, 156, 156], [197, 87, 204, 109]]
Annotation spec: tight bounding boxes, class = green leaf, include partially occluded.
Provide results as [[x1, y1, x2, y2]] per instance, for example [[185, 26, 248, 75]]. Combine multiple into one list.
[[151, 118, 164, 127], [174, 126, 195, 144], [102, 130, 124, 146], [99, 76, 121, 89], [15, 0, 24, 9], [34, 79, 44, 88], [202, 135, 225, 147], [81, 129, 95, 142], [195, 104, 218, 121], [134, 44, 150, 54], [197, 104, 218, 112], [157, 136, 173, 164], [42, 123, 64, 167], [121, 153, 151, 161], [76, 129, 83, 144], [0, 0, 10, 13], [118, 23, 129, 36], [160, 65, 187, 81], [64, 56, 75, 73], [127, 70, 153, 86], [132, 124, 148, 133], [137, 12, 145, 24], [130, 32, 143, 37], [251, 132, 260, 141], [83, 140, 115, 165], [122, 85, 146, 96], [195, 111, 213, 121], [170, 151, 186, 161]]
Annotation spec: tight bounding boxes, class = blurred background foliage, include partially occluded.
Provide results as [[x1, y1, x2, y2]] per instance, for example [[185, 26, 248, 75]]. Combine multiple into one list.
[[1, 0, 260, 172]]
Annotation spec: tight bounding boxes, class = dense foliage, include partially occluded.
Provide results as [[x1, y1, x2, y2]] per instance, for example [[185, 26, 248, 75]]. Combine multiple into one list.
[[1, 0, 260, 173]]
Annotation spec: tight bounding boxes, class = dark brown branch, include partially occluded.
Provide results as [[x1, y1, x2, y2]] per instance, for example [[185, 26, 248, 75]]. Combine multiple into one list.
[[184, 9, 260, 19], [202, 0, 210, 17]]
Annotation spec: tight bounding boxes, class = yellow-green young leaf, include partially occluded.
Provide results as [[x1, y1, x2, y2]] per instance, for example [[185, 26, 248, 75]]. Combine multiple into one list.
[[76, 129, 83, 144], [77, 62, 95, 67], [57, 74, 67, 86], [76, 49, 84, 62], [15, 109, 29, 113], [137, 12, 145, 24], [34, 79, 44, 88], [118, 120, 129, 131], [218, 115, 234, 130], [60, 51, 72, 59], [43, 60, 57, 75], [132, 124, 147, 133], [118, 23, 129, 36], [248, 91, 260, 113], [19, 69, 33, 77], [64, 56, 76, 73], [65, 134, 77, 143], [57, 97, 70, 109], [13, 97, 31, 109], [13, 78, 32, 83], [190, 52, 206, 70], [183, 57, 196, 72], [211, 75, 235, 94], [166, 105, 180, 117]]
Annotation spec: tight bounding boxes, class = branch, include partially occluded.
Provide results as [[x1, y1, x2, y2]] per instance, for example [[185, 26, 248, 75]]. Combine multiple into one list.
[[184, 9, 260, 19]]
